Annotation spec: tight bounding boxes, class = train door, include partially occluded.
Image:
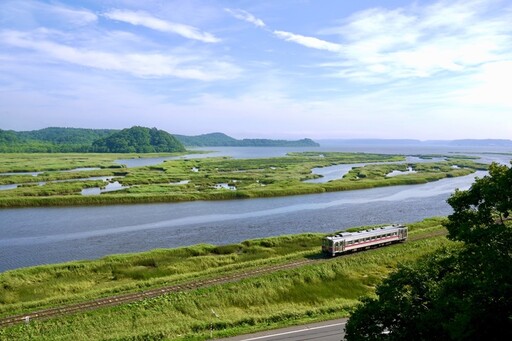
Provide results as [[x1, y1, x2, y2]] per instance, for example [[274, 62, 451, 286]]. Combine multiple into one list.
[[334, 240, 345, 253], [399, 228, 407, 240]]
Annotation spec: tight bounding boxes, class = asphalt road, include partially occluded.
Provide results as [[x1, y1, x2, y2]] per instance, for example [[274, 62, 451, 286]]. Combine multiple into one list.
[[218, 318, 347, 341]]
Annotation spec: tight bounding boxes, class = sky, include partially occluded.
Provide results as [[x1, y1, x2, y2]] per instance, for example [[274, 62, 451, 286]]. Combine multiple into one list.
[[0, 0, 511, 140]]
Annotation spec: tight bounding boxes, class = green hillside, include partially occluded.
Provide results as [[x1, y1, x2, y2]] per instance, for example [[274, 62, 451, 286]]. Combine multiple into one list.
[[91, 126, 185, 153], [174, 132, 320, 147], [0, 127, 114, 152], [0, 128, 320, 152], [17, 127, 115, 145]]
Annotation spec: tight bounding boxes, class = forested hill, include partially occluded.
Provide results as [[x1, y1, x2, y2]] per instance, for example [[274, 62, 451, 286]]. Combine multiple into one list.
[[17, 127, 114, 145], [91, 127, 185, 153], [173, 132, 320, 147], [0, 128, 319, 152], [0, 127, 117, 152], [0, 127, 185, 153]]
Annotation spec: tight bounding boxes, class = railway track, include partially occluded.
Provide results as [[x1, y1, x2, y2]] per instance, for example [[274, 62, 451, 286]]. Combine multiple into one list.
[[0, 230, 446, 328], [0, 259, 317, 328]]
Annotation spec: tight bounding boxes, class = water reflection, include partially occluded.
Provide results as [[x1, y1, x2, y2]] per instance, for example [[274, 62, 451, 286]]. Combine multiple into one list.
[[81, 181, 128, 195], [386, 167, 417, 177], [0, 172, 42, 176]]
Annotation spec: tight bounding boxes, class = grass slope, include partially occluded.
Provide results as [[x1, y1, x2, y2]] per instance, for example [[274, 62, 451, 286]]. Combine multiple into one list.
[[0, 218, 453, 340]]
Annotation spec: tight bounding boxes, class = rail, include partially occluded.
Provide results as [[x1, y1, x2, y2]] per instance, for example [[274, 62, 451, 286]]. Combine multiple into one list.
[[0, 229, 447, 328]]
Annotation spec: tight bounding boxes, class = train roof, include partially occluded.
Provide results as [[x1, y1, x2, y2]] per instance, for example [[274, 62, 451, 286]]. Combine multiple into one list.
[[325, 224, 407, 242]]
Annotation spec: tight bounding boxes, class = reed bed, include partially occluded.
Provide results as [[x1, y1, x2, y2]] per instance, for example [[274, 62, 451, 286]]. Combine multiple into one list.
[[0, 218, 450, 340], [0, 151, 484, 208]]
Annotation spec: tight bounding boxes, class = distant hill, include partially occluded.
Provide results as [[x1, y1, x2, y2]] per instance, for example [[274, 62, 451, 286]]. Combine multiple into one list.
[[174, 132, 238, 146], [174, 132, 320, 147], [439, 139, 512, 147], [319, 139, 512, 147], [91, 126, 185, 153], [17, 127, 115, 145], [0, 127, 117, 152], [0, 128, 319, 152]]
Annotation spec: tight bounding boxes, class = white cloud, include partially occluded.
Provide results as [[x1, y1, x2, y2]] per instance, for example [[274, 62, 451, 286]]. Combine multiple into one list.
[[225, 8, 265, 27], [273, 31, 343, 52], [0, 29, 239, 80], [103, 9, 220, 43], [47, 4, 98, 26], [280, 0, 512, 84], [454, 60, 512, 108], [0, 0, 98, 27]]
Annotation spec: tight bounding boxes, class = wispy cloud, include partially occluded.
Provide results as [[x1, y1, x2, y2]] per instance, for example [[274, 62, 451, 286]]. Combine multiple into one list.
[[318, 0, 512, 83], [46, 3, 98, 26], [273, 31, 343, 52], [1, 0, 97, 26], [103, 9, 220, 43], [249, 0, 512, 85], [0, 29, 238, 80], [225, 8, 265, 27]]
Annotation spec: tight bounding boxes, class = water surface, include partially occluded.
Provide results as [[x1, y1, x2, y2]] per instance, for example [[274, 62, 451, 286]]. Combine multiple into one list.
[[0, 143, 510, 273], [0, 171, 486, 272]]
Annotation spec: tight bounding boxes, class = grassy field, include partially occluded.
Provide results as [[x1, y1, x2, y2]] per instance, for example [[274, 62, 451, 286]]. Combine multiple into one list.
[[0, 217, 455, 340], [0, 152, 486, 207]]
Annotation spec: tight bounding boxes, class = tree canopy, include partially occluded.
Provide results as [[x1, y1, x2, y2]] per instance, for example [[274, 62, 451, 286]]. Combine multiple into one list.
[[91, 126, 185, 153], [345, 162, 512, 340], [0, 127, 319, 152], [173, 132, 320, 147]]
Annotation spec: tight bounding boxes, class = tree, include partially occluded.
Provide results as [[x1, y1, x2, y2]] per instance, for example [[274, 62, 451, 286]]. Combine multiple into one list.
[[345, 162, 512, 340], [446, 162, 512, 245], [91, 126, 185, 153]]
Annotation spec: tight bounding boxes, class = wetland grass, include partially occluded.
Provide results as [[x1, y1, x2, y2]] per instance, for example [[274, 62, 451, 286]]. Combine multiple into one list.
[[0, 218, 451, 340], [0, 152, 486, 208]]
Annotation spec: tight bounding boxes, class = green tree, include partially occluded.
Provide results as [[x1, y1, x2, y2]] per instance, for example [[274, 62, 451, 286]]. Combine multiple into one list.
[[91, 126, 185, 153], [345, 162, 512, 340], [446, 162, 512, 245]]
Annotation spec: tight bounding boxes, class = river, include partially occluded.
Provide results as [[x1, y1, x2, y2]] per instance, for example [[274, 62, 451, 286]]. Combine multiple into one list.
[[0, 145, 510, 272]]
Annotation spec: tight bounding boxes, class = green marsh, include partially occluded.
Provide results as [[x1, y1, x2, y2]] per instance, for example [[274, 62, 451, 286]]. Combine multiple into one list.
[[0, 152, 486, 207], [0, 218, 453, 340]]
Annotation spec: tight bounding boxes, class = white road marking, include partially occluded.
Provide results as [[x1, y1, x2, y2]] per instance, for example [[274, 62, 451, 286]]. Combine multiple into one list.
[[239, 322, 346, 340]]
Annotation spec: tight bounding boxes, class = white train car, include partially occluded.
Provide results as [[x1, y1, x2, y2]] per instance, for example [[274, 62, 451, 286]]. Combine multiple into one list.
[[322, 224, 408, 256]]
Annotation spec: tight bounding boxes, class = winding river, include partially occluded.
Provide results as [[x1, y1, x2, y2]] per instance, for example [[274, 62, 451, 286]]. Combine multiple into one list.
[[0, 145, 510, 272]]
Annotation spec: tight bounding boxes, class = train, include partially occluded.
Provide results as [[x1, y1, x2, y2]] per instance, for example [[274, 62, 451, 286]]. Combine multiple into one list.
[[322, 224, 408, 256]]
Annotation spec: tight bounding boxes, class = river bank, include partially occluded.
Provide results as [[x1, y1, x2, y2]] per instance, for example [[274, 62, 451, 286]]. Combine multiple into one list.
[[0, 218, 449, 340], [0, 151, 485, 208]]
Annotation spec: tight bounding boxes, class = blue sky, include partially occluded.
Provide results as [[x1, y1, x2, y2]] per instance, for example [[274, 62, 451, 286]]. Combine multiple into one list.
[[1, 0, 511, 139]]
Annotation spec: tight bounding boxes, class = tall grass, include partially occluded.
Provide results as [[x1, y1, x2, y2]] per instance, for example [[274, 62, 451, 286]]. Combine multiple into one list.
[[0, 231, 452, 340], [0, 218, 450, 340], [0, 152, 485, 207]]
